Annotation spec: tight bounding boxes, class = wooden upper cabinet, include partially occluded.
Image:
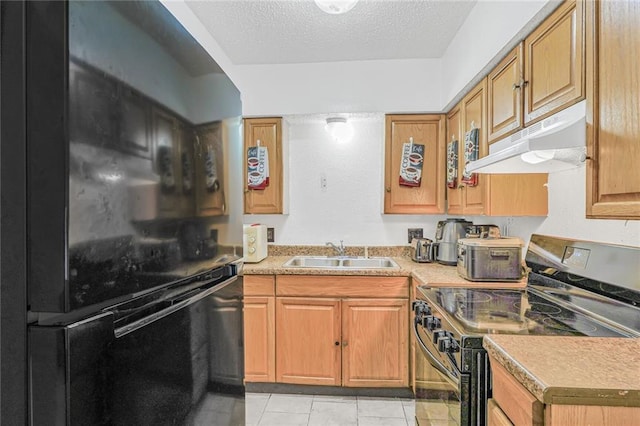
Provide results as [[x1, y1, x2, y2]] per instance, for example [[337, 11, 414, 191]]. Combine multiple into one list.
[[384, 114, 446, 214], [586, 0, 640, 219], [244, 117, 283, 214], [460, 79, 488, 216], [446, 79, 548, 217], [524, 0, 584, 125], [487, 44, 524, 143]]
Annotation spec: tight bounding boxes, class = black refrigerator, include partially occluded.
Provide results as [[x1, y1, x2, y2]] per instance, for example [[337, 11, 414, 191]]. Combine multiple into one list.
[[23, 1, 245, 424]]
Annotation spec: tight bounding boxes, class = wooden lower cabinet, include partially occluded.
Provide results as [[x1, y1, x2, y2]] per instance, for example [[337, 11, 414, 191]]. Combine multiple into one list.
[[245, 275, 411, 388], [243, 275, 276, 383], [275, 297, 341, 385], [244, 296, 275, 382], [489, 356, 640, 426], [342, 299, 408, 387]]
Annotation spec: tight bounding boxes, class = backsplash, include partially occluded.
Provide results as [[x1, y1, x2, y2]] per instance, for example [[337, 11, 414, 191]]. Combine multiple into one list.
[[268, 245, 411, 258]]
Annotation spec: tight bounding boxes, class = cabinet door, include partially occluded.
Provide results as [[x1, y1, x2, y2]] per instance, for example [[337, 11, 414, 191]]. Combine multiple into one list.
[[487, 44, 524, 144], [195, 122, 225, 216], [384, 114, 446, 214], [524, 0, 584, 125], [244, 118, 283, 214], [586, 0, 640, 219], [276, 298, 341, 385], [446, 105, 464, 214], [342, 299, 408, 387], [460, 79, 488, 215], [243, 296, 275, 382]]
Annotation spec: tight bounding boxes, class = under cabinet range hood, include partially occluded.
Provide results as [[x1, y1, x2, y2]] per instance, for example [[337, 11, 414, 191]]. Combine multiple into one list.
[[466, 100, 587, 174]]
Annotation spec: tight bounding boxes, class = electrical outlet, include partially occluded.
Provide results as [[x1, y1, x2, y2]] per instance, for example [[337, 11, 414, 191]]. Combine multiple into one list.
[[267, 227, 275, 243], [407, 228, 423, 243]]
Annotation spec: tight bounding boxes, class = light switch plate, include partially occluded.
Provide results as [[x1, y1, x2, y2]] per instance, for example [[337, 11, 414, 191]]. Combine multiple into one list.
[[267, 227, 275, 243], [407, 228, 423, 243]]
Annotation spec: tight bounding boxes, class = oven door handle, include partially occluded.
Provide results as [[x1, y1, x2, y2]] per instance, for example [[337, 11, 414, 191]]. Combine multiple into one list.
[[413, 322, 460, 388]]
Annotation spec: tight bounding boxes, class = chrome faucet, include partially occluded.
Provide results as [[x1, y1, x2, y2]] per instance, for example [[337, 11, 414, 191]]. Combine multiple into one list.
[[326, 240, 345, 257]]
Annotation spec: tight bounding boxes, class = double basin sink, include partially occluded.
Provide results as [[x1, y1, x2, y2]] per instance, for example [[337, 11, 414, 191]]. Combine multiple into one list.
[[283, 256, 399, 269]]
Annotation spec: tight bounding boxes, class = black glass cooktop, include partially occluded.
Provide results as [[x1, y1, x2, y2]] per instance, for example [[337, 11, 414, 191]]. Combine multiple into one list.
[[418, 286, 631, 338]]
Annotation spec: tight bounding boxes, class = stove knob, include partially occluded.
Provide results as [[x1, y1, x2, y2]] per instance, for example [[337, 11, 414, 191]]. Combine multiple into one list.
[[438, 336, 461, 354], [412, 301, 431, 316], [423, 315, 441, 331], [432, 330, 449, 345]]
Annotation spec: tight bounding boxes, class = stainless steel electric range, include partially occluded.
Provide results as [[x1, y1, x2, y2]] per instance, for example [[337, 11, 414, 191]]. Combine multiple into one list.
[[412, 234, 640, 426]]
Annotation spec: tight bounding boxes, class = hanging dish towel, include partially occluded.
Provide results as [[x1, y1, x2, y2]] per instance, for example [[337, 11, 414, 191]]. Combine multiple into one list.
[[399, 138, 425, 187], [461, 128, 479, 187], [247, 146, 269, 190], [447, 139, 458, 189]]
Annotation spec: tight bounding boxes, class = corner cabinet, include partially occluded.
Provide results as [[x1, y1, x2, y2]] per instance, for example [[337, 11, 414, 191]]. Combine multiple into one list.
[[243, 117, 284, 214], [585, 0, 640, 219], [447, 79, 548, 216], [384, 114, 446, 214]]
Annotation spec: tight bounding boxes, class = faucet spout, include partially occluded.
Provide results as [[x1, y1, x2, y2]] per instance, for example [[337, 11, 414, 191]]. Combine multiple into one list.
[[326, 240, 346, 257]]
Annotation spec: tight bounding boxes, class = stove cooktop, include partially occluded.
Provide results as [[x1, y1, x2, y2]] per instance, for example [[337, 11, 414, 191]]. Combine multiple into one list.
[[417, 286, 630, 338]]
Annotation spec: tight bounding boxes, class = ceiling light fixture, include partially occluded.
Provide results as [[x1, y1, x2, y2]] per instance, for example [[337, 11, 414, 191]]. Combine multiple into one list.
[[325, 117, 354, 142], [314, 0, 359, 15]]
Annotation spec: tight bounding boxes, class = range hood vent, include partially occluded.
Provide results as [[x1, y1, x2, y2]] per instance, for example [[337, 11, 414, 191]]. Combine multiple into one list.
[[466, 100, 587, 174]]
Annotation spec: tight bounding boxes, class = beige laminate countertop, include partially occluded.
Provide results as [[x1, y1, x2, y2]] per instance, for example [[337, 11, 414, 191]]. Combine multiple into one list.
[[243, 255, 527, 289], [484, 335, 640, 407]]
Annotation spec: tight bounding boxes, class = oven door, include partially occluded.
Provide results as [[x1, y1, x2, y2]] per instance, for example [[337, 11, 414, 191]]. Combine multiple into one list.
[[413, 321, 470, 426]]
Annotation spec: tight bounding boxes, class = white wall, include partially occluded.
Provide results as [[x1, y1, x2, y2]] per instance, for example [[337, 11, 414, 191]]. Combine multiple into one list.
[[235, 59, 442, 116], [440, 0, 553, 106]]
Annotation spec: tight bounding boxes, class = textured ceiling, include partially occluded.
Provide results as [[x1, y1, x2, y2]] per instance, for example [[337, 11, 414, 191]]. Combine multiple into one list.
[[186, 0, 478, 65]]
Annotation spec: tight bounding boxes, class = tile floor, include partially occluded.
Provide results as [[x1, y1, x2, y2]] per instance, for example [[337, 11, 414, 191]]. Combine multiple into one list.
[[246, 392, 415, 426]]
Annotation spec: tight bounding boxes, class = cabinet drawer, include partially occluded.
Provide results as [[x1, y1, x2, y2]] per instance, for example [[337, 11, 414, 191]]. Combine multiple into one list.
[[276, 275, 409, 298], [245, 275, 275, 296], [490, 357, 543, 426]]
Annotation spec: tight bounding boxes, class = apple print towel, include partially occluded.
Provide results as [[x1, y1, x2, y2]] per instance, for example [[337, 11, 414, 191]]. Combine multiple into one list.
[[247, 146, 269, 190], [461, 128, 479, 187], [399, 137, 425, 187]]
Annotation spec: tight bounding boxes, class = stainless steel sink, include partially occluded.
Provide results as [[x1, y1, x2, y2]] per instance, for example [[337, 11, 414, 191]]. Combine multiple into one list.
[[282, 256, 399, 269], [283, 257, 342, 268]]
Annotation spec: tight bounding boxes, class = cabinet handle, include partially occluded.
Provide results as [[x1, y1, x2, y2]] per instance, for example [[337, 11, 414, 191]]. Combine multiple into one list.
[[335, 341, 340, 346], [512, 80, 529, 90], [342, 341, 348, 347], [385, 187, 391, 192]]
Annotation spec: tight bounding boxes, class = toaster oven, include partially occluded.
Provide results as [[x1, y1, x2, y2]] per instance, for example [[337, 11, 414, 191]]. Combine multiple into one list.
[[457, 237, 523, 281]]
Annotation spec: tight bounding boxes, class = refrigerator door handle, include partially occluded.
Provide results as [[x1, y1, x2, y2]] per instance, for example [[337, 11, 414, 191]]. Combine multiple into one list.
[[114, 276, 237, 338]]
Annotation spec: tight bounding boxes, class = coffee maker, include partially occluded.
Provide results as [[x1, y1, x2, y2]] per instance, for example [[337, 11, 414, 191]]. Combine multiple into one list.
[[433, 218, 472, 265]]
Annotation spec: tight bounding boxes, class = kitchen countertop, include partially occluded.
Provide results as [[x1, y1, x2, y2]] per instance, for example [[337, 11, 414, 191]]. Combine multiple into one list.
[[483, 335, 640, 407], [243, 246, 526, 288]]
